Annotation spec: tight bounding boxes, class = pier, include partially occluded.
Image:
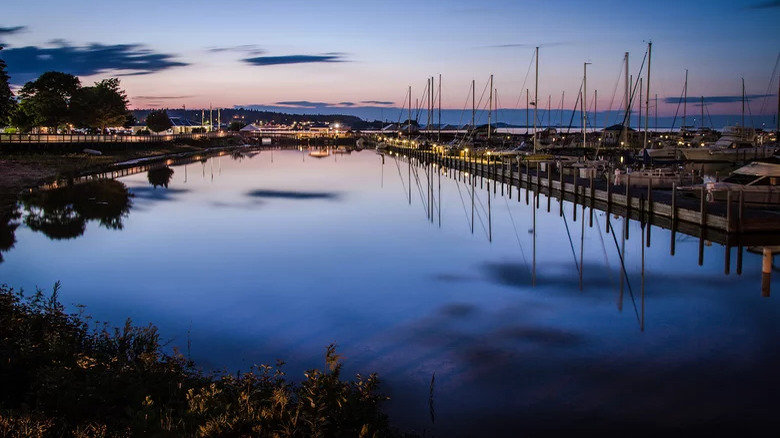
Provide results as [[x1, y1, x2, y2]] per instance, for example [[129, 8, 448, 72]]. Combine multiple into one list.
[[384, 145, 780, 260]]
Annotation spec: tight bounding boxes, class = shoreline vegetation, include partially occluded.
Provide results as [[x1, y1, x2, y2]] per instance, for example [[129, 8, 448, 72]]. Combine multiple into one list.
[[0, 140, 418, 437], [0, 136, 245, 217], [0, 283, 411, 438]]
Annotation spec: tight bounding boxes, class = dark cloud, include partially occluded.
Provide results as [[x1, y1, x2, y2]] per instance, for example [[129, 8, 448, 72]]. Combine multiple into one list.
[[0, 26, 26, 35], [242, 54, 347, 66], [274, 101, 336, 108], [360, 100, 395, 105], [1, 42, 188, 84], [208, 45, 265, 55], [663, 94, 773, 104], [745, 0, 780, 8], [246, 189, 341, 201], [338, 101, 355, 106]]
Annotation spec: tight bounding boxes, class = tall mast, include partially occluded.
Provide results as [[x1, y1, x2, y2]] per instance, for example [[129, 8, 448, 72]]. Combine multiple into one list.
[[776, 77, 779, 133], [701, 96, 704, 129], [547, 95, 551, 128], [622, 52, 629, 146], [639, 77, 643, 138], [488, 74, 493, 141], [438, 74, 441, 142], [526, 89, 529, 134], [408, 86, 412, 136], [741, 77, 745, 127], [534, 47, 539, 153], [595, 89, 598, 147], [583, 62, 590, 148], [471, 79, 475, 132], [683, 69, 688, 131], [655, 94, 658, 132], [644, 41, 652, 150]]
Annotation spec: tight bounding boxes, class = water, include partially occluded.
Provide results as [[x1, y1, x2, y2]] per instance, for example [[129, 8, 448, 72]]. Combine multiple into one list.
[[1, 147, 779, 435]]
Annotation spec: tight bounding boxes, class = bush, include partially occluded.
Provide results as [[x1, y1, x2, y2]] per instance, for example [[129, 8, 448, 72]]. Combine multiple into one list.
[[0, 283, 400, 437]]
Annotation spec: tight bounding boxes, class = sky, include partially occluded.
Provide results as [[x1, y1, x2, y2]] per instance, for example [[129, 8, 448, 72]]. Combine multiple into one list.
[[1, 0, 779, 124]]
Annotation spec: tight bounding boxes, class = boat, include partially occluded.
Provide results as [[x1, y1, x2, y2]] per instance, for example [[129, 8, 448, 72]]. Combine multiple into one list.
[[612, 166, 700, 189], [676, 156, 780, 205], [679, 125, 777, 162]]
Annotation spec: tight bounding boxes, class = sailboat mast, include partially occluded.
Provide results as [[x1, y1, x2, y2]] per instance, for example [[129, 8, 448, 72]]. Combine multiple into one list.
[[742, 77, 745, 127], [438, 74, 441, 142], [408, 86, 412, 136], [472, 79, 475, 132], [526, 89, 529, 134], [534, 46, 539, 154], [638, 77, 643, 136], [623, 52, 629, 146], [701, 96, 704, 129], [644, 41, 652, 150], [595, 89, 598, 147], [776, 78, 779, 133], [683, 69, 688, 131], [488, 74, 493, 141], [583, 62, 590, 148]]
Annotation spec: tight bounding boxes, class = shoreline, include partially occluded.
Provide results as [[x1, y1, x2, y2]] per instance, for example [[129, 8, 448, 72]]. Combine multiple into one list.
[[0, 137, 245, 216]]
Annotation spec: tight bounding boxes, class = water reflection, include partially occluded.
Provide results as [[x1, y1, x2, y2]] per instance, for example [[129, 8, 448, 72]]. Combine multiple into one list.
[[0, 206, 21, 263], [1, 148, 778, 435], [246, 189, 342, 201], [19, 179, 131, 240], [147, 166, 175, 188]]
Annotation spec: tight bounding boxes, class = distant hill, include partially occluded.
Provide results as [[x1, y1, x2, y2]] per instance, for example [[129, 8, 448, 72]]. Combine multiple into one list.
[[131, 108, 384, 130]]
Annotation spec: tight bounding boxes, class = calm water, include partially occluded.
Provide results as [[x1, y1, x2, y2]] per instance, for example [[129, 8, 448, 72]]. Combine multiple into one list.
[[2, 147, 779, 435]]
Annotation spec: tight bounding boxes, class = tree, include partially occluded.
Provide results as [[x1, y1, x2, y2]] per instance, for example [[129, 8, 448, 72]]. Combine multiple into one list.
[[17, 71, 80, 132], [228, 121, 247, 131], [145, 110, 172, 133], [71, 78, 129, 133], [0, 46, 17, 127]]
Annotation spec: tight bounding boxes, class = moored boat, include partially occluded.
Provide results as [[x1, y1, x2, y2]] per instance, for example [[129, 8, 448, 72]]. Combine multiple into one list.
[[676, 156, 780, 205]]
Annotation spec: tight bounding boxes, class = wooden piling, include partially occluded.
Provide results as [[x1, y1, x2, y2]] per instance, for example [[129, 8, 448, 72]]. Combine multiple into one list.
[[762, 247, 772, 297]]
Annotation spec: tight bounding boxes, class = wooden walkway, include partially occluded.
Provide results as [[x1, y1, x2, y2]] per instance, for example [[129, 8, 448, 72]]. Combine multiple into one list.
[[388, 146, 780, 249]]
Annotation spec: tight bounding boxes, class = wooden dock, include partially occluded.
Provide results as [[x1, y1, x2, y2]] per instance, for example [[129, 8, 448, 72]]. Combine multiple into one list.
[[387, 146, 780, 250]]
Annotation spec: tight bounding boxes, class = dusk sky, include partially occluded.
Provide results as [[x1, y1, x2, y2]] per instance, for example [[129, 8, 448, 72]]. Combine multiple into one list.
[[2, 0, 779, 120]]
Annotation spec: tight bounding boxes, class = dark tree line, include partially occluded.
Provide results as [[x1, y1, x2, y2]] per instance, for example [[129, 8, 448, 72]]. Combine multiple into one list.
[[0, 48, 133, 133]]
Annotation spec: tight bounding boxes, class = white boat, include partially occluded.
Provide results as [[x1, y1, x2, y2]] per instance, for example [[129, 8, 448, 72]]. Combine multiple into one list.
[[676, 157, 780, 205], [613, 166, 700, 189], [679, 126, 777, 162]]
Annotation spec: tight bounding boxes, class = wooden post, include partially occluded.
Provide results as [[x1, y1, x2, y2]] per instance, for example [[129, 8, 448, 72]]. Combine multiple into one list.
[[547, 163, 552, 212], [625, 175, 631, 240], [573, 174, 578, 222], [526, 163, 530, 205], [700, 185, 706, 226], [671, 183, 677, 256], [589, 172, 594, 227], [559, 168, 564, 216], [606, 180, 611, 233], [646, 184, 652, 247], [726, 190, 732, 232], [762, 247, 772, 297]]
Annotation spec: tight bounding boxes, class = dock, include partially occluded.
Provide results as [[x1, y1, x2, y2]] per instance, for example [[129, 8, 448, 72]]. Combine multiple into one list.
[[385, 145, 780, 254]]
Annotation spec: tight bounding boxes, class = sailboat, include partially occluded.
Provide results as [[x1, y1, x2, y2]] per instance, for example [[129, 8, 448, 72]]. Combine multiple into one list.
[[676, 155, 780, 204], [680, 79, 778, 162]]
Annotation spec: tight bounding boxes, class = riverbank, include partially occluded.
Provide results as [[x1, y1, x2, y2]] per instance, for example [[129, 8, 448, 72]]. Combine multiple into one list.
[[0, 137, 244, 216]]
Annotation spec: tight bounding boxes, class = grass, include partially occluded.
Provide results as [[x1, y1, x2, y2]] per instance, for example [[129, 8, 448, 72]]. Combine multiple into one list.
[[0, 282, 414, 438]]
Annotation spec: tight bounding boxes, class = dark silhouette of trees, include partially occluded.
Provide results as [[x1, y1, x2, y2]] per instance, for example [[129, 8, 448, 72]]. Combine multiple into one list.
[[17, 71, 80, 132], [147, 167, 175, 188], [145, 110, 172, 133], [71, 78, 129, 133], [0, 46, 16, 126], [20, 180, 131, 240]]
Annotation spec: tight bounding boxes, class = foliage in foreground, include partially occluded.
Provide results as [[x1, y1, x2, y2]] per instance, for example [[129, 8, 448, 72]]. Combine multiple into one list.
[[0, 283, 399, 437]]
